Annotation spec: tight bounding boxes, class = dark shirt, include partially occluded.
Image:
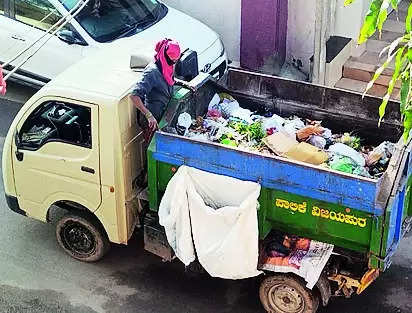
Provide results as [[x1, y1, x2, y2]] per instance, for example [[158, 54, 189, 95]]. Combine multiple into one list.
[[131, 62, 173, 122]]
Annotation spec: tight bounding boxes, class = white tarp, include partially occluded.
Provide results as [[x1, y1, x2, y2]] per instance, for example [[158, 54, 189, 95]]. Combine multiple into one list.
[[159, 166, 262, 279]]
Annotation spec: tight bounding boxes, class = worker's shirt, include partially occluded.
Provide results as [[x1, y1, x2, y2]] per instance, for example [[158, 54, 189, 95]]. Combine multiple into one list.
[[131, 62, 173, 122]]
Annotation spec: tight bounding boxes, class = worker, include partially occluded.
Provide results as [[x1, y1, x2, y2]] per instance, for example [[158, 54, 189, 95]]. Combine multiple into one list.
[[130, 38, 188, 142]]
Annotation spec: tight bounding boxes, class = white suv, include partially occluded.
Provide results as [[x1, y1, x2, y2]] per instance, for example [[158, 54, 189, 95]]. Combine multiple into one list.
[[0, 0, 227, 87]]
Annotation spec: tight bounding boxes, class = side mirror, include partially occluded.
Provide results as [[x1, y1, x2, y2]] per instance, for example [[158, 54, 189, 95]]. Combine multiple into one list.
[[56, 30, 87, 46]]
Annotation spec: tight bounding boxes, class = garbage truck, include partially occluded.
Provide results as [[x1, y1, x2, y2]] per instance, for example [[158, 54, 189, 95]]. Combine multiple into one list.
[[3, 45, 412, 313]]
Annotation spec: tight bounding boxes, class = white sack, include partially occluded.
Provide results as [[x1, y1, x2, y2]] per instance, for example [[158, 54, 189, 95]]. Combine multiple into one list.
[[159, 166, 262, 279]]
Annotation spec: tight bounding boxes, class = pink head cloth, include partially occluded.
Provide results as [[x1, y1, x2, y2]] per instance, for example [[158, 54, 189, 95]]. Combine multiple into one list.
[[0, 66, 6, 96], [154, 39, 181, 86]]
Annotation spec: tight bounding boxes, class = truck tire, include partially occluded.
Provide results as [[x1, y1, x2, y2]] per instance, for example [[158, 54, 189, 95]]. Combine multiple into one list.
[[259, 274, 319, 313], [56, 212, 110, 262]]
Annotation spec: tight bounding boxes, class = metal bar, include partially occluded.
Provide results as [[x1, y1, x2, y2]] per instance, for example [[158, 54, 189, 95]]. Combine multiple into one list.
[[2, 0, 87, 71]]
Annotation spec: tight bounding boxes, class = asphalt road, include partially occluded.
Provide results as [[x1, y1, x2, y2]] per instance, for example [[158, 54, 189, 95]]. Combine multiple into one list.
[[0, 83, 411, 313]]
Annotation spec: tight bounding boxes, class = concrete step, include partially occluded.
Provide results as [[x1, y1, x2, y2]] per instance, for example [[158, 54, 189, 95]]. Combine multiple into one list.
[[335, 78, 400, 100], [366, 39, 391, 54], [382, 18, 406, 33], [343, 50, 400, 88], [398, 0, 410, 12], [388, 8, 408, 21], [370, 29, 404, 43], [343, 62, 401, 88]]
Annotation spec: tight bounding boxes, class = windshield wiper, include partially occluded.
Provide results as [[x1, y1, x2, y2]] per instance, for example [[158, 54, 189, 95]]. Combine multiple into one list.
[[113, 16, 157, 40]]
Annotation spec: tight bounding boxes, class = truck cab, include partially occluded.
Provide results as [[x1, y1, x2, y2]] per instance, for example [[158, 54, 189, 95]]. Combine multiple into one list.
[[3, 44, 150, 261]]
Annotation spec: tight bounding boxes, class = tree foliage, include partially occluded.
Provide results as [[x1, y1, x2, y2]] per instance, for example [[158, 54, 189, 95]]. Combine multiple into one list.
[[345, 0, 412, 141]]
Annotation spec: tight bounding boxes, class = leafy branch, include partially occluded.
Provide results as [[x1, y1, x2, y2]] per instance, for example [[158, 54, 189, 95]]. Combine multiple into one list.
[[345, 0, 412, 141]]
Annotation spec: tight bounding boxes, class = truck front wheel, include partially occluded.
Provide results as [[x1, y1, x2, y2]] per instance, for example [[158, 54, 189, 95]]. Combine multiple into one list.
[[56, 212, 110, 262], [259, 274, 319, 313]]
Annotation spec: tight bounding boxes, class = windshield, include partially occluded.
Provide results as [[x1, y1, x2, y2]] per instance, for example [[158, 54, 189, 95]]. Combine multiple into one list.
[[59, 0, 166, 42]]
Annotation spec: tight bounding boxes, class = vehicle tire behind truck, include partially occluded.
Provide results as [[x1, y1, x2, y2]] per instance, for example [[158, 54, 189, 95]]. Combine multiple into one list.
[[259, 274, 319, 313], [56, 212, 110, 262]]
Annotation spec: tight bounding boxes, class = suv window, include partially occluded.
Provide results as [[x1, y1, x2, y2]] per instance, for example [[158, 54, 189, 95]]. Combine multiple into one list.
[[15, 0, 69, 31], [0, 0, 4, 15], [19, 101, 92, 149]]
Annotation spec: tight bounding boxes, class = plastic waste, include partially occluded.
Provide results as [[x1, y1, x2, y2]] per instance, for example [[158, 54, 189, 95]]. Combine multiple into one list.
[[207, 108, 222, 118], [220, 100, 240, 119], [328, 143, 366, 167], [309, 135, 326, 149], [262, 114, 286, 132], [329, 155, 355, 174], [283, 118, 305, 137], [177, 112, 192, 136], [322, 128, 332, 139], [208, 93, 220, 110], [221, 138, 237, 147], [229, 108, 253, 124], [366, 141, 395, 166], [296, 125, 324, 141]]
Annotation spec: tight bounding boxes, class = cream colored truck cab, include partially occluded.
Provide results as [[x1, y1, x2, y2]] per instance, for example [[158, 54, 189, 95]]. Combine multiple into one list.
[[2, 45, 153, 262]]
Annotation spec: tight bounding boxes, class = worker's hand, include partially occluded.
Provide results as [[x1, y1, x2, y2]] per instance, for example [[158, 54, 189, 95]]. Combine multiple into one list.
[[147, 115, 158, 131]]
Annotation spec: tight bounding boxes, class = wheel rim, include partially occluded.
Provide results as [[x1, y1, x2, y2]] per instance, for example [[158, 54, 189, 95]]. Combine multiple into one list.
[[268, 284, 305, 313], [60, 221, 96, 256]]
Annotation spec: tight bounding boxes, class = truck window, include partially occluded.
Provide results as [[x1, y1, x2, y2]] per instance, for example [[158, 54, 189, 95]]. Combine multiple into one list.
[[19, 101, 92, 149], [15, 0, 70, 32]]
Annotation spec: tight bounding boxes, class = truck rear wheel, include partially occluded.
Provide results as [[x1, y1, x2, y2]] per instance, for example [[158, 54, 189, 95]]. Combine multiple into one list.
[[56, 212, 110, 262], [259, 274, 319, 313]]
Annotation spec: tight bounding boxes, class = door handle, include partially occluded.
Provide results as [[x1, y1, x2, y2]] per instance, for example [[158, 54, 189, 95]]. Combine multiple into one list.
[[11, 34, 26, 42], [81, 166, 95, 174], [15, 150, 24, 161]]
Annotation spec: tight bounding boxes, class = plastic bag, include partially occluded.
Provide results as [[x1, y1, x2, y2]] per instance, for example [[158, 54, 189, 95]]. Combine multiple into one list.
[[229, 108, 253, 124], [309, 135, 326, 149], [367, 141, 395, 167], [208, 93, 220, 110], [262, 114, 286, 132], [330, 156, 355, 173], [283, 118, 305, 137], [328, 143, 366, 167]]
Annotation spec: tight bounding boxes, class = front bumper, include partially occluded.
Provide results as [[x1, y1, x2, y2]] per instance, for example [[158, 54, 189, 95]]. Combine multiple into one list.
[[5, 194, 26, 216]]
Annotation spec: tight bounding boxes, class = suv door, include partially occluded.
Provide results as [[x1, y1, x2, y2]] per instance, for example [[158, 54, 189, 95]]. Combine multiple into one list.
[[0, 0, 26, 66], [12, 97, 101, 220], [6, 0, 86, 81]]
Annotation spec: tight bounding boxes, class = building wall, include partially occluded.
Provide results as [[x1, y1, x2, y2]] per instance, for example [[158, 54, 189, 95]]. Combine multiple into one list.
[[161, 0, 241, 63], [334, 0, 373, 40], [286, 0, 316, 75]]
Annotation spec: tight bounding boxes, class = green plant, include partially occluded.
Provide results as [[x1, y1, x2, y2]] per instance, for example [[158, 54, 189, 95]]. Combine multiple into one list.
[[346, 0, 412, 141]]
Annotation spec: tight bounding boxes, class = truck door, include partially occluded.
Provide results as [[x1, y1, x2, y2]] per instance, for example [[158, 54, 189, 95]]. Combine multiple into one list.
[[12, 97, 101, 220]]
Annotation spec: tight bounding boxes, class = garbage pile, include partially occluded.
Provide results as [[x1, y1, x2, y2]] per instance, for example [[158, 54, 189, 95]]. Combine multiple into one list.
[[166, 93, 396, 179], [258, 231, 334, 289]]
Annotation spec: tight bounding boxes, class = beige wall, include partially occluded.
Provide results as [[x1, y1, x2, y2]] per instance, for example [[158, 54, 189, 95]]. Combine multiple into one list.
[[162, 0, 241, 63], [286, 0, 316, 74]]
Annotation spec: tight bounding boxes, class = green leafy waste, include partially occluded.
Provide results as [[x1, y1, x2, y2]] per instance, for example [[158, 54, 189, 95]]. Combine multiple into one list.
[[229, 121, 266, 141]]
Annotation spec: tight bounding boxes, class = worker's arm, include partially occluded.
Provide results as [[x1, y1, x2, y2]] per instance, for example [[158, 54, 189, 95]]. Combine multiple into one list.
[[175, 78, 195, 92], [130, 95, 157, 130], [130, 68, 158, 130]]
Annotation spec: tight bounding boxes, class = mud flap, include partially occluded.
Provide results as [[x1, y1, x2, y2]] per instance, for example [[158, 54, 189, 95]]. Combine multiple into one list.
[[143, 214, 174, 262]]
